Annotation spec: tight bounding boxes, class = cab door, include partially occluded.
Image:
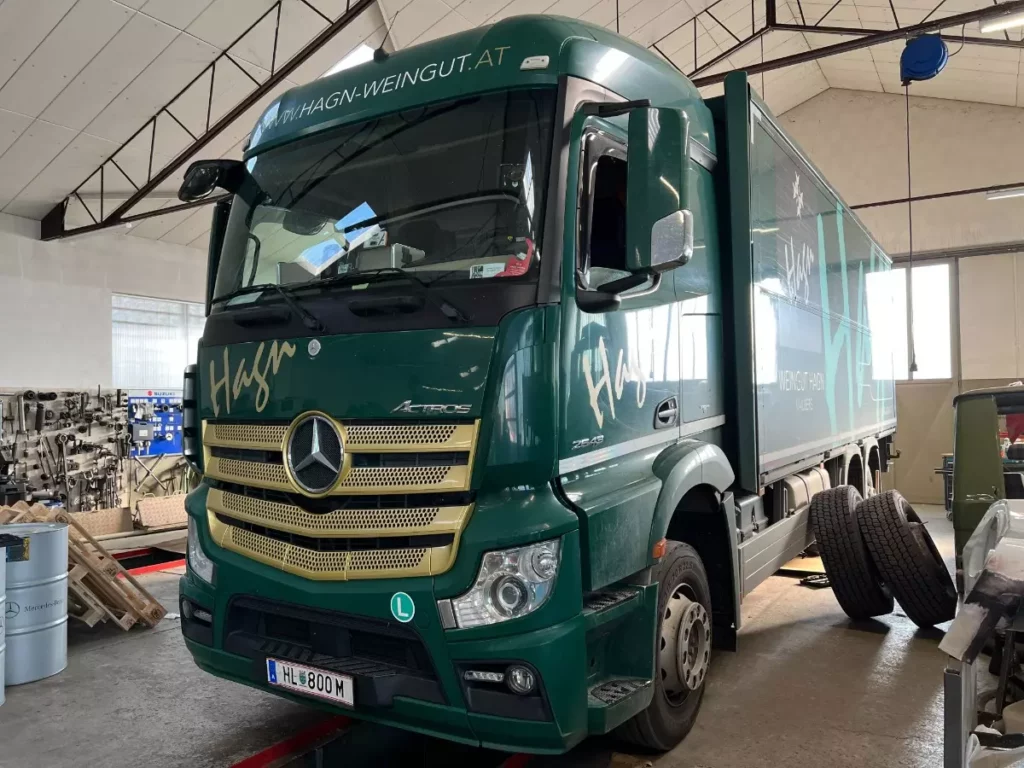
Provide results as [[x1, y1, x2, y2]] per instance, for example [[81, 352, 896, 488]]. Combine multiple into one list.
[[558, 116, 682, 591]]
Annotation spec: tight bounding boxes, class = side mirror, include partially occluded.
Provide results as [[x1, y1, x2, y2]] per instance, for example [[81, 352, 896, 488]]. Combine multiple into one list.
[[625, 107, 694, 274], [179, 159, 246, 202]]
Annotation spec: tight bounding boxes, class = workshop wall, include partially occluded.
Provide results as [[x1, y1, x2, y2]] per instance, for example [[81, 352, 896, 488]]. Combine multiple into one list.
[[958, 253, 1024, 380], [780, 88, 1024, 255], [0, 212, 206, 390]]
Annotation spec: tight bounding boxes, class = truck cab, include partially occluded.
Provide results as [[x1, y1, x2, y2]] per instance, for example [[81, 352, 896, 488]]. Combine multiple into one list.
[[178, 15, 896, 754]]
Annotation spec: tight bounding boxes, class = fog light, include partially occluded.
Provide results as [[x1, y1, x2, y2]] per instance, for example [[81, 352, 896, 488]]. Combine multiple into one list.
[[506, 665, 536, 695], [464, 670, 504, 684], [193, 607, 213, 624]]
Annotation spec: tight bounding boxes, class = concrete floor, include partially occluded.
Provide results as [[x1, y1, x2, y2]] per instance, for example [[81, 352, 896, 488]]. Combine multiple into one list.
[[0, 505, 954, 768]]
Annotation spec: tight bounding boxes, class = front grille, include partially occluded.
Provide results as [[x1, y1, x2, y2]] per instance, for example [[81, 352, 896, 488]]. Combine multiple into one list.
[[201, 417, 479, 580], [210, 487, 460, 534], [208, 422, 287, 450], [215, 513, 454, 552]]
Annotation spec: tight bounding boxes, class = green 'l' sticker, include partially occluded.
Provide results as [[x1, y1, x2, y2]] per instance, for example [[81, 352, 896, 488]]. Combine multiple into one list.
[[390, 592, 415, 623]]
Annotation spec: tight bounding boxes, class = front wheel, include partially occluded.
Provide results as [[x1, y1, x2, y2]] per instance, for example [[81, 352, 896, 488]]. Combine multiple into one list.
[[618, 542, 712, 752]]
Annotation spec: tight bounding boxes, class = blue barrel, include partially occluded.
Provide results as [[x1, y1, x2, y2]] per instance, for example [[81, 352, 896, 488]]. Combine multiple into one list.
[[4, 523, 68, 686]]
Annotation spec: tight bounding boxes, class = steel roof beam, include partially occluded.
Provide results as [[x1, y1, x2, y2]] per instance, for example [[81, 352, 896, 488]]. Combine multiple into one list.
[[775, 21, 1024, 50], [692, 0, 1024, 85], [42, 0, 377, 241]]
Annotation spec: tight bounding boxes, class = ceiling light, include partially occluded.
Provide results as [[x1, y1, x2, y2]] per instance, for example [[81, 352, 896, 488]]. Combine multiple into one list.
[[321, 44, 374, 78], [986, 187, 1024, 200], [980, 10, 1024, 33]]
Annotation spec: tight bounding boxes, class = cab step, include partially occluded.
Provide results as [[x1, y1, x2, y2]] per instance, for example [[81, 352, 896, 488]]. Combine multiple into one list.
[[586, 677, 653, 734], [582, 587, 642, 633]]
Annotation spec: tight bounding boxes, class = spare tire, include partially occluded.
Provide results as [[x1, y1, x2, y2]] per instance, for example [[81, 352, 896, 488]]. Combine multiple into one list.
[[809, 486, 894, 620], [858, 490, 956, 627]]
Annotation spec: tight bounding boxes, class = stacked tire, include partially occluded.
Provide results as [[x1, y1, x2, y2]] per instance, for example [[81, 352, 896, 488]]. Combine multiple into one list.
[[809, 487, 956, 627]]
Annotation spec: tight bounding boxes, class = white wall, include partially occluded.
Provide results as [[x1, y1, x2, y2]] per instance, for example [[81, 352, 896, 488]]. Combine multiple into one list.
[[0, 212, 205, 390], [779, 89, 1024, 255], [957, 253, 1024, 380]]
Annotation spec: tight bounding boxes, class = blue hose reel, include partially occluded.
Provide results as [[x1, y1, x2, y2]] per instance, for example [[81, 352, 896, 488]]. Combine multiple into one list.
[[900, 34, 949, 84]]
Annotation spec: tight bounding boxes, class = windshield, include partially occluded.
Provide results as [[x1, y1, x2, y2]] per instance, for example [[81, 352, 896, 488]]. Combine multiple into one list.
[[213, 88, 556, 302]]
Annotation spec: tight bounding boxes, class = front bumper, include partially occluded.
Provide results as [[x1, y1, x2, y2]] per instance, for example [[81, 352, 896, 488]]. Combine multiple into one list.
[[180, 486, 589, 754]]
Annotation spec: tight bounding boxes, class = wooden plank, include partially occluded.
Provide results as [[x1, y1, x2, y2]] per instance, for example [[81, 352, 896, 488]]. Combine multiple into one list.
[[66, 563, 136, 630], [70, 507, 132, 537]]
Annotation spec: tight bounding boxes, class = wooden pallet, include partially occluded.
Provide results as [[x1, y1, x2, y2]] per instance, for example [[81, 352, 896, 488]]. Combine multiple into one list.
[[0, 501, 43, 524], [2, 503, 168, 631], [52, 510, 166, 628], [136, 494, 187, 530], [66, 562, 137, 630]]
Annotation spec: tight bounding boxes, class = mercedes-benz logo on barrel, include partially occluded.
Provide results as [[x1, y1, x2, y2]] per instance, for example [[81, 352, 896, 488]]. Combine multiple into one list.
[[286, 414, 343, 494]]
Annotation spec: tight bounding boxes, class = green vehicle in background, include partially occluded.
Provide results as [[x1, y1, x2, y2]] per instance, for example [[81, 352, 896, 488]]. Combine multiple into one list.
[[948, 386, 1024, 562], [177, 16, 897, 754]]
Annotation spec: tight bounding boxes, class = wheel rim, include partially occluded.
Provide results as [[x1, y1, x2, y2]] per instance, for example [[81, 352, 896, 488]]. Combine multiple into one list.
[[659, 584, 711, 705]]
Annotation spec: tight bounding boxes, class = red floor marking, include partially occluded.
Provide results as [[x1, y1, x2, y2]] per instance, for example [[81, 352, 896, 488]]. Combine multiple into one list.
[[112, 547, 154, 560], [230, 716, 351, 768], [500, 754, 533, 768], [122, 558, 186, 576]]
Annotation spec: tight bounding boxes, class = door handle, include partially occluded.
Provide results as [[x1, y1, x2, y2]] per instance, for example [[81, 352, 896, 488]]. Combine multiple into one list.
[[654, 397, 679, 429]]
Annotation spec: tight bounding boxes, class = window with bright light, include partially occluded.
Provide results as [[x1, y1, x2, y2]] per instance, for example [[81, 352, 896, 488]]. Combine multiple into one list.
[[884, 262, 952, 381], [112, 294, 204, 389], [321, 44, 374, 78]]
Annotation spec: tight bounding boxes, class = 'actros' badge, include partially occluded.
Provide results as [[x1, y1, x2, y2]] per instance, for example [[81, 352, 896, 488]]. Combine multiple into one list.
[[392, 400, 471, 415]]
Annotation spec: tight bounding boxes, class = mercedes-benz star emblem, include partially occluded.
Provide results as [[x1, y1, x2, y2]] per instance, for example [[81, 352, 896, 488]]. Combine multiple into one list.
[[286, 414, 343, 494]]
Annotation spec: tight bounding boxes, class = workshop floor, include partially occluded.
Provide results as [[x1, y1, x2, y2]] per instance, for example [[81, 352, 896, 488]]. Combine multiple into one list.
[[0, 505, 953, 768]]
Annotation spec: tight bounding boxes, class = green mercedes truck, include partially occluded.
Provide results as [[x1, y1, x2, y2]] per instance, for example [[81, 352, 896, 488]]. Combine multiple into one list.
[[177, 15, 897, 754]]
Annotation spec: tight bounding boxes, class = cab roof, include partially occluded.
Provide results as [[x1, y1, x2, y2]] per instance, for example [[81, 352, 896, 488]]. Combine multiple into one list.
[[245, 14, 714, 157], [954, 384, 1024, 407]]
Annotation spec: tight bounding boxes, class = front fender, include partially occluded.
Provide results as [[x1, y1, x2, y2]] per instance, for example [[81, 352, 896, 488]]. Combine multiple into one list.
[[647, 439, 735, 555]]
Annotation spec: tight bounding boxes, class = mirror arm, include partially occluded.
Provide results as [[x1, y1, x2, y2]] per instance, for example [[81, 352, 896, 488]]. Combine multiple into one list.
[[597, 272, 651, 294], [580, 99, 652, 118], [615, 272, 662, 301], [579, 272, 661, 314]]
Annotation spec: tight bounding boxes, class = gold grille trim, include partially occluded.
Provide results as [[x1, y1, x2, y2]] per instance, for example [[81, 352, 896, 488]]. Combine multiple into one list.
[[338, 465, 467, 492], [207, 511, 452, 581], [206, 456, 291, 492], [203, 419, 476, 453], [208, 488, 470, 538], [205, 454, 470, 495], [204, 422, 288, 451]]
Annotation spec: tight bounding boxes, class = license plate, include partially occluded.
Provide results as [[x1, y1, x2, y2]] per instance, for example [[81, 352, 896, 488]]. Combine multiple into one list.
[[266, 658, 354, 707]]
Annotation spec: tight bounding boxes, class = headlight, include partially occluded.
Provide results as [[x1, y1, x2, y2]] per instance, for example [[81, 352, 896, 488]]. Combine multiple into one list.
[[187, 518, 215, 585], [450, 538, 561, 628]]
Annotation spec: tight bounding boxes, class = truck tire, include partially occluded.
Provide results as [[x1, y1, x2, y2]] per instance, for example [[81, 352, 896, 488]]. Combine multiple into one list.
[[857, 490, 956, 628], [619, 542, 711, 752], [809, 486, 893, 620]]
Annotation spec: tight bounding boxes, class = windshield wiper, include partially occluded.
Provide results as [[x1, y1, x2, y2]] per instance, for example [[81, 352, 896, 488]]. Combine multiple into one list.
[[216, 283, 326, 333], [290, 268, 468, 323]]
